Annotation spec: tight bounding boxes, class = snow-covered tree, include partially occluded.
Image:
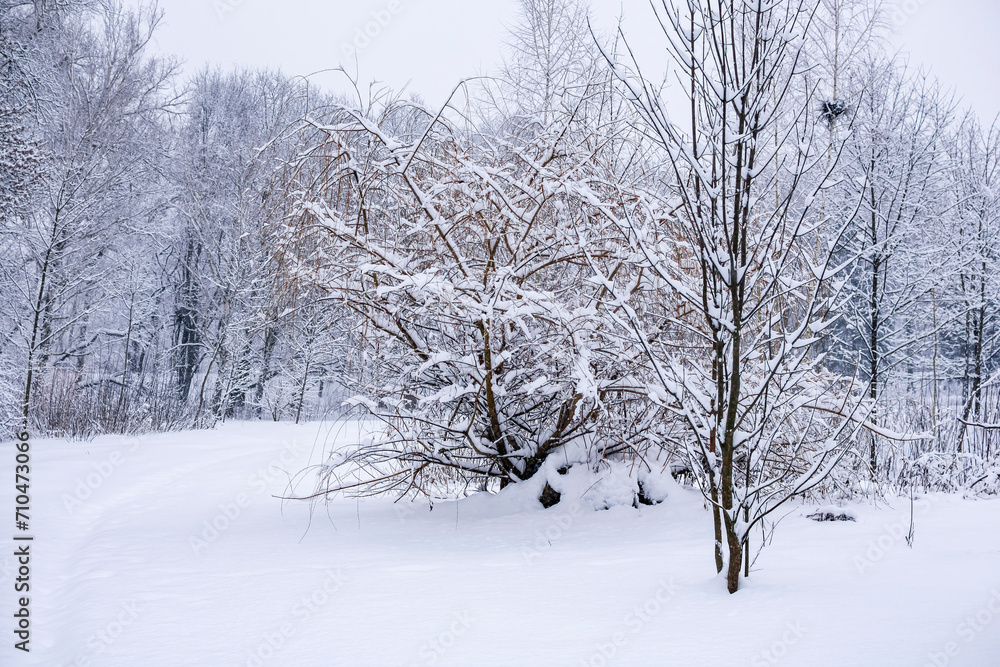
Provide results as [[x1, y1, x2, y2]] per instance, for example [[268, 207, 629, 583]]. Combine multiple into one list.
[[0, 18, 43, 436], [165, 67, 320, 424], [5, 1, 177, 434], [292, 90, 655, 501], [601, 0, 884, 593], [284, 0, 666, 504], [945, 114, 1000, 458], [829, 59, 954, 477]]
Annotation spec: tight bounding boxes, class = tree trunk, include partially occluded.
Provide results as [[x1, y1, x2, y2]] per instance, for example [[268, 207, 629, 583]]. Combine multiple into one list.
[[868, 191, 881, 477]]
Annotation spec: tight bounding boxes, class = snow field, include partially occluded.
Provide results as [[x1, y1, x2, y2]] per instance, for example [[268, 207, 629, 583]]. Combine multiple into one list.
[[2, 421, 1000, 666]]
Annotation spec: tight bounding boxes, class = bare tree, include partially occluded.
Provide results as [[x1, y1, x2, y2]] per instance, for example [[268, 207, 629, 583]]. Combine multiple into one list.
[[830, 59, 954, 477], [600, 0, 881, 593], [947, 114, 1000, 458], [10, 1, 177, 433], [166, 68, 317, 424]]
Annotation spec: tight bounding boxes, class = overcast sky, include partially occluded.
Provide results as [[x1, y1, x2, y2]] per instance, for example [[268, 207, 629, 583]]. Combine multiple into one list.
[[141, 0, 999, 122]]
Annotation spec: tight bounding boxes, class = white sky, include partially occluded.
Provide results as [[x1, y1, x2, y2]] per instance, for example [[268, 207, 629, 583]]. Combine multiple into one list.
[[142, 0, 999, 122]]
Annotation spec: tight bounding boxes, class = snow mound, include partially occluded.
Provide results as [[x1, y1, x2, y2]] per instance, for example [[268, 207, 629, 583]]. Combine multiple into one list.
[[971, 464, 1000, 496], [454, 457, 681, 517], [805, 506, 857, 522]]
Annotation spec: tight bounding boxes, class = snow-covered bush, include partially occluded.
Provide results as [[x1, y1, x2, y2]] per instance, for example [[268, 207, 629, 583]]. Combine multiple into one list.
[[971, 462, 1000, 496], [898, 450, 1000, 496], [288, 84, 660, 502]]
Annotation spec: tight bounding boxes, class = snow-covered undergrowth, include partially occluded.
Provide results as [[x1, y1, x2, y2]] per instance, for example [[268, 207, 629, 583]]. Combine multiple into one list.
[[4, 421, 1000, 666]]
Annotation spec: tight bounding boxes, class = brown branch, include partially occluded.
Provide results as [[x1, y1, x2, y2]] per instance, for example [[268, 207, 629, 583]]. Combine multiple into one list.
[[958, 418, 1000, 430]]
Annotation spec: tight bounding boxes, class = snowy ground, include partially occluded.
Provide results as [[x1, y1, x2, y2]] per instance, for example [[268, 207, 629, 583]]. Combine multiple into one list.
[[3, 421, 1000, 667]]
